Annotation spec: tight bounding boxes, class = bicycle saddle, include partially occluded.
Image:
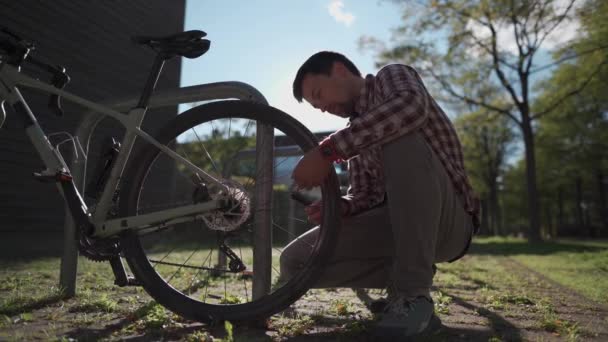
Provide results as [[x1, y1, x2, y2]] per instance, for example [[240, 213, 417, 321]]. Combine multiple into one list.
[[132, 30, 210, 59]]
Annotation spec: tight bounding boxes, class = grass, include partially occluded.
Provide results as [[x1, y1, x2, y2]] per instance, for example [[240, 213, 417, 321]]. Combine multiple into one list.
[[70, 292, 118, 313], [1, 236, 606, 340], [270, 314, 315, 337], [473, 237, 608, 304]]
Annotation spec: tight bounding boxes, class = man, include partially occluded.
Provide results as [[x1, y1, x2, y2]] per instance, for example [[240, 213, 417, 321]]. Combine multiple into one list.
[[282, 51, 479, 338]]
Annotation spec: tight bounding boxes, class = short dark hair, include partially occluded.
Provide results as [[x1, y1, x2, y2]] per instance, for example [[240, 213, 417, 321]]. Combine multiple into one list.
[[292, 51, 361, 102]]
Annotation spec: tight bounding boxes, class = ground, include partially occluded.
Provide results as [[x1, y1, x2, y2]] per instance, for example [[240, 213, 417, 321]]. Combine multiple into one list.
[[1, 237, 607, 341]]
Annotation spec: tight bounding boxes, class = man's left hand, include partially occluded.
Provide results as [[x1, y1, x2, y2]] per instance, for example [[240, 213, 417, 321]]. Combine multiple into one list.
[[292, 146, 333, 190]]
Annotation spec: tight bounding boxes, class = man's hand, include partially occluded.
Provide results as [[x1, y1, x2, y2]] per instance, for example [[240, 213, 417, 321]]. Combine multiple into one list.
[[305, 200, 323, 224], [292, 146, 333, 190]]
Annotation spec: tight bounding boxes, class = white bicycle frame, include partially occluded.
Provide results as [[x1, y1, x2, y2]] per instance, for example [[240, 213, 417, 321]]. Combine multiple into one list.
[[0, 61, 260, 239]]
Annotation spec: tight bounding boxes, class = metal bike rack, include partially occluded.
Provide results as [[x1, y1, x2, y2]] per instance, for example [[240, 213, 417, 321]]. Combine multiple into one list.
[[60, 81, 271, 297], [222, 145, 307, 299]]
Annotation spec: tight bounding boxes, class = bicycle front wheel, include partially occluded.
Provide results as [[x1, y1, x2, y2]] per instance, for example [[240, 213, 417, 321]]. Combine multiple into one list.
[[118, 100, 341, 322]]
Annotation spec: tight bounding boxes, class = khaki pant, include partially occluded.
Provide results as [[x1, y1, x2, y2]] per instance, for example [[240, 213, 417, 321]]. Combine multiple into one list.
[[280, 132, 473, 298]]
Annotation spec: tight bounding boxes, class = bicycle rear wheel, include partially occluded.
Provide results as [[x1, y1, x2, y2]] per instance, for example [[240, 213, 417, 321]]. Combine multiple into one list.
[[118, 100, 341, 322]]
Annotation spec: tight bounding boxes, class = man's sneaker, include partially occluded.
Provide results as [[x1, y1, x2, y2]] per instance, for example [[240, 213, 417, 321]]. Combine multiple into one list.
[[369, 265, 437, 314], [372, 295, 441, 339]]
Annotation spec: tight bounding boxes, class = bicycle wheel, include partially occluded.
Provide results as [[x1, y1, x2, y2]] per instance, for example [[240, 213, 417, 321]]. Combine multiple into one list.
[[118, 100, 341, 322]]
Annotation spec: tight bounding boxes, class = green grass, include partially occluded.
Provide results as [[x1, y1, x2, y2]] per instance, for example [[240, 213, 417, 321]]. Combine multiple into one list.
[[472, 237, 608, 304], [270, 314, 315, 337], [1, 236, 606, 340]]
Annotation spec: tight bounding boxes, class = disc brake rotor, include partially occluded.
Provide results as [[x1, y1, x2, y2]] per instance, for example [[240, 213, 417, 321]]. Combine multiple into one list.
[[202, 180, 251, 232]]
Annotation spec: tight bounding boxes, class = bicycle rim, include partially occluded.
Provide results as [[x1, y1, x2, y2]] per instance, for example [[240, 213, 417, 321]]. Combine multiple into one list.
[[118, 100, 341, 322]]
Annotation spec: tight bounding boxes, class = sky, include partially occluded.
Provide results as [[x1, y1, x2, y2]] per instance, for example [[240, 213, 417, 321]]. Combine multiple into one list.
[[180, 0, 404, 133], [180, 0, 582, 136]]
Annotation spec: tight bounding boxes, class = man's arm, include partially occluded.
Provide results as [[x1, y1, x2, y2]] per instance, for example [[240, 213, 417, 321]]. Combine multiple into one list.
[[330, 65, 431, 159]]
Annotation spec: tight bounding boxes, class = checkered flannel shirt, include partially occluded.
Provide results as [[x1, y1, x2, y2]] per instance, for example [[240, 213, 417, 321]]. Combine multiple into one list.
[[330, 64, 480, 229]]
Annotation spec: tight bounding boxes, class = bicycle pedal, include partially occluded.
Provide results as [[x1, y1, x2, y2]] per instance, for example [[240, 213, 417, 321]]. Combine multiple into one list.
[[126, 276, 142, 287]]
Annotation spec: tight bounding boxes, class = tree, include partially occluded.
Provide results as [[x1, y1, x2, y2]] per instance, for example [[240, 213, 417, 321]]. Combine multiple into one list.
[[455, 111, 515, 235], [360, 0, 608, 241], [533, 0, 608, 236]]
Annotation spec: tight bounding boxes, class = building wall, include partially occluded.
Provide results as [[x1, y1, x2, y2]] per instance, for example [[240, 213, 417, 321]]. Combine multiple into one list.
[[0, 1, 186, 243]]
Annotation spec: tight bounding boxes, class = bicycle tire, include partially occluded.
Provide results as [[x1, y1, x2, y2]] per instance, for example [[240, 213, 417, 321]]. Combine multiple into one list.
[[118, 100, 341, 323]]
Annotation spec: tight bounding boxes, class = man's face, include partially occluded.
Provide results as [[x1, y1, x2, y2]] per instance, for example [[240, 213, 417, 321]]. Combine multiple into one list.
[[301, 62, 356, 118]]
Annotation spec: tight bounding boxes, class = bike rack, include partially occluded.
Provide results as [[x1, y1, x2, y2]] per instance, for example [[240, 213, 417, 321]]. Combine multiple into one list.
[[61, 81, 272, 297]]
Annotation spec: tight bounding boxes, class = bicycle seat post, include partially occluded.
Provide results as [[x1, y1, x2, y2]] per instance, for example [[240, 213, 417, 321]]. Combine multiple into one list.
[[137, 53, 167, 109]]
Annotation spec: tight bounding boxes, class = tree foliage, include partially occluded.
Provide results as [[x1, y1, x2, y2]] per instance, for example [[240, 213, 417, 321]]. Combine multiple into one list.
[[360, 0, 608, 240], [455, 111, 515, 235]]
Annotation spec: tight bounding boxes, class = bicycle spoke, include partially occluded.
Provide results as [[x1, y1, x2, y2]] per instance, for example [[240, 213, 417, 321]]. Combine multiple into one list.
[[272, 221, 314, 249], [288, 216, 308, 224], [203, 250, 212, 302], [183, 249, 214, 295], [166, 247, 200, 283], [238, 245, 250, 302], [190, 126, 220, 175]]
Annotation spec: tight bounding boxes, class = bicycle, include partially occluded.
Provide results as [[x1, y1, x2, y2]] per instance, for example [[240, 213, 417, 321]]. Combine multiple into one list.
[[0, 27, 342, 323]]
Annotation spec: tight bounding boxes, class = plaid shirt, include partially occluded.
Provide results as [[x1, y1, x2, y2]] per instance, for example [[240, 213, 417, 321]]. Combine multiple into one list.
[[330, 64, 480, 229]]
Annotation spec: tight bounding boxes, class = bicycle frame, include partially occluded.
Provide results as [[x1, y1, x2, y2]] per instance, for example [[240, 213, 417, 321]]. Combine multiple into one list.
[[0, 61, 229, 238]]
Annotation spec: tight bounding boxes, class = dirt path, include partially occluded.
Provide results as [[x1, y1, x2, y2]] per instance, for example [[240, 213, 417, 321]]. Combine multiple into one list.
[[255, 255, 608, 341]]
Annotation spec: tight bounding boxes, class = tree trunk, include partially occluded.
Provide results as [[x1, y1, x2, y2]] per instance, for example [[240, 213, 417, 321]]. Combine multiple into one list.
[[521, 118, 542, 242], [557, 186, 564, 232], [490, 178, 501, 235], [545, 204, 553, 239], [598, 170, 607, 232], [575, 176, 585, 234], [481, 198, 490, 235]]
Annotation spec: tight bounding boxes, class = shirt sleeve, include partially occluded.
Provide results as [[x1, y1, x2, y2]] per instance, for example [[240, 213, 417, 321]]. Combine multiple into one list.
[[330, 65, 430, 159], [341, 148, 386, 215]]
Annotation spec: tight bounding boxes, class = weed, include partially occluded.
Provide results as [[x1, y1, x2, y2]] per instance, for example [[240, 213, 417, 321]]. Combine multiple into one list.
[[139, 302, 172, 330], [0, 314, 11, 328], [224, 320, 234, 342], [539, 313, 580, 339], [71, 293, 117, 313], [19, 312, 33, 322], [72, 312, 97, 326], [220, 295, 244, 304], [270, 314, 314, 337], [186, 329, 213, 342], [330, 299, 353, 316], [535, 297, 556, 315], [434, 291, 452, 315], [481, 292, 534, 311]]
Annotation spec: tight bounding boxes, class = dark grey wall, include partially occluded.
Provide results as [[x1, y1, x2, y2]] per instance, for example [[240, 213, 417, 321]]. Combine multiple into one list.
[[0, 1, 186, 238]]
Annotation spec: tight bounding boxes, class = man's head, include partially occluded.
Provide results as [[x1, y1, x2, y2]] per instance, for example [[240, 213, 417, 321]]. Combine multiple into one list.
[[293, 51, 364, 118]]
